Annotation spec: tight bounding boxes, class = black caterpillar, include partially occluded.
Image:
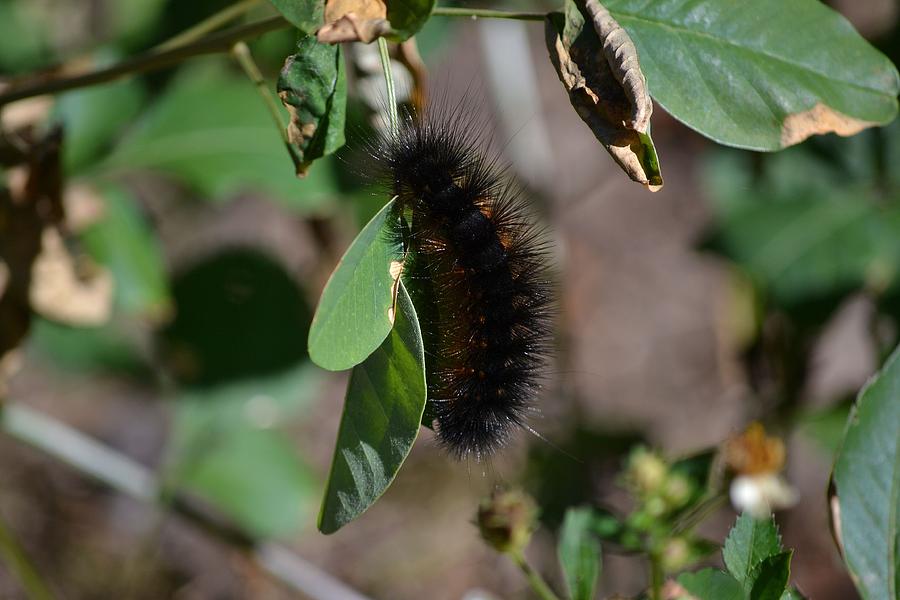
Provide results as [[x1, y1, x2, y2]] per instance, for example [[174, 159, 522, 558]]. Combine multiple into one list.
[[372, 105, 553, 459]]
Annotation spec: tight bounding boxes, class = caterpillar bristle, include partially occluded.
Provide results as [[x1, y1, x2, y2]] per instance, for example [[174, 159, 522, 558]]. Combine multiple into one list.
[[374, 101, 553, 460]]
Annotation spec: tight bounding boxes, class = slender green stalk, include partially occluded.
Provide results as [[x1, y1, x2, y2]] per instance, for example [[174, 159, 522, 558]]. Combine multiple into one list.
[[230, 41, 303, 173], [155, 0, 262, 52], [648, 552, 664, 600], [432, 6, 546, 21], [377, 37, 399, 136], [511, 551, 561, 600], [0, 511, 54, 600]]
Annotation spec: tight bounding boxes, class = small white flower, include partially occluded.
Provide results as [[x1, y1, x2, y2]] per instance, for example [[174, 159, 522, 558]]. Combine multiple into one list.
[[730, 473, 798, 518]]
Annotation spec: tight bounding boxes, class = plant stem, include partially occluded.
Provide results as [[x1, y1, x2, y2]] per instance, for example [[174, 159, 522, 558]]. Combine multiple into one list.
[[0, 5, 550, 107], [155, 0, 263, 52], [0, 511, 54, 600], [0, 403, 371, 600], [230, 41, 303, 174], [511, 551, 561, 600], [0, 15, 289, 107], [431, 6, 546, 21], [649, 551, 664, 600], [377, 37, 399, 136]]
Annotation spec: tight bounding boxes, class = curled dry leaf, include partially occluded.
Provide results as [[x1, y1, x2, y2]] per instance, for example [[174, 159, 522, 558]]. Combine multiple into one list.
[[317, 0, 392, 43], [545, 0, 662, 191]]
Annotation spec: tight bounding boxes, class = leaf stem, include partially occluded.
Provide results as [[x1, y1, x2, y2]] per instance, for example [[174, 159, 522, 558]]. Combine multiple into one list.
[[431, 6, 546, 21], [0, 511, 54, 600], [511, 551, 561, 600], [154, 0, 262, 52], [377, 37, 400, 136], [649, 551, 664, 600], [230, 41, 303, 174]]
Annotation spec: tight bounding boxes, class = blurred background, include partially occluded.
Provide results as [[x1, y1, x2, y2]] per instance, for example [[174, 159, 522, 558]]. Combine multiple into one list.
[[0, 0, 898, 598]]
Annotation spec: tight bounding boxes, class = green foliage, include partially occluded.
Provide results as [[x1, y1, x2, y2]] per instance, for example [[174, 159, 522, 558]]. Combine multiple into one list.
[[268, 0, 325, 34], [832, 343, 900, 600], [557, 507, 601, 600], [604, 0, 899, 151], [318, 283, 426, 534], [54, 74, 146, 174], [308, 198, 403, 371], [168, 363, 322, 538], [678, 514, 797, 600], [385, 0, 436, 42], [277, 35, 347, 174], [723, 514, 783, 592], [103, 62, 339, 212], [79, 185, 170, 318]]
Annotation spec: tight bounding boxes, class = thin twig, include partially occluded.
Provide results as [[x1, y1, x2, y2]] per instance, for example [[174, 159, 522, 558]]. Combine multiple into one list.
[[154, 0, 263, 52], [0, 403, 371, 600], [0, 5, 550, 107], [511, 551, 561, 600], [0, 511, 54, 600], [431, 6, 546, 21], [377, 37, 399, 136], [0, 16, 289, 107], [230, 41, 303, 173]]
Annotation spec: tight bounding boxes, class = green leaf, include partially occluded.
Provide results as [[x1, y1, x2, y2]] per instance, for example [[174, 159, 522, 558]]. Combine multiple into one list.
[[750, 551, 792, 600], [780, 588, 806, 600], [832, 343, 900, 600], [678, 568, 744, 600], [318, 282, 426, 534], [169, 363, 323, 538], [79, 185, 170, 319], [277, 35, 347, 175], [557, 507, 601, 600], [387, 0, 436, 41], [308, 198, 402, 371], [267, 0, 324, 34], [103, 61, 339, 213], [604, 0, 900, 150], [54, 70, 145, 173], [723, 513, 782, 591], [175, 427, 316, 538]]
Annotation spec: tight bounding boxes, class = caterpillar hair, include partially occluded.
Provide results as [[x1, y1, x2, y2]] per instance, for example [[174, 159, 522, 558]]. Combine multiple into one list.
[[370, 100, 554, 460]]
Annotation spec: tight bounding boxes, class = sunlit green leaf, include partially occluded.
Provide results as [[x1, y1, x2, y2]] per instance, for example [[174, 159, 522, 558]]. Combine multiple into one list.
[[318, 283, 426, 534], [678, 568, 743, 600], [308, 198, 402, 371], [604, 0, 899, 150], [723, 513, 783, 592]]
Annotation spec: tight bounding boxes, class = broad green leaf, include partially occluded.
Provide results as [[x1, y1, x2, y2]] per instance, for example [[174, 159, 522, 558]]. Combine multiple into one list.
[[308, 198, 402, 371], [545, 1, 663, 190], [277, 35, 347, 175], [267, 0, 324, 33], [678, 568, 743, 600], [318, 283, 426, 534], [386, 0, 436, 41], [55, 71, 145, 173], [169, 363, 323, 538], [174, 427, 316, 538], [79, 185, 170, 319], [557, 507, 601, 600], [103, 61, 339, 213], [832, 343, 900, 600], [723, 514, 782, 591], [604, 0, 900, 150], [750, 551, 792, 600]]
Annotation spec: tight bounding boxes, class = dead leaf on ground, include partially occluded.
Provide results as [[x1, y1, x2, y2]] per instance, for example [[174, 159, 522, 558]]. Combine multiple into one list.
[[318, 0, 392, 43], [545, 0, 662, 191]]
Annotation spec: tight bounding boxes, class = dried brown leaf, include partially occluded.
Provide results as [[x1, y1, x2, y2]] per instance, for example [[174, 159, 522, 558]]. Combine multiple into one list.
[[318, 0, 392, 43], [780, 102, 877, 147], [545, 0, 662, 191]]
